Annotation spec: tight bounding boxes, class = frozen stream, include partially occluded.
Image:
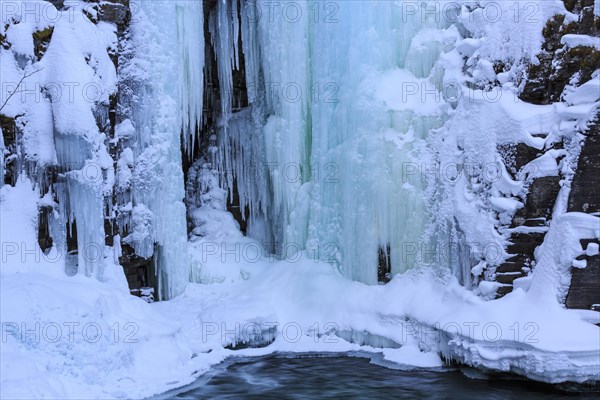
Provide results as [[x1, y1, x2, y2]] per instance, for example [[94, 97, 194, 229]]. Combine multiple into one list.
[[160, 355, 598, 399]]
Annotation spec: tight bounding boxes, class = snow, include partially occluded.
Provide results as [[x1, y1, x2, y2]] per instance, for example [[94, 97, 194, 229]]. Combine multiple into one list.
[[0, 180, 199, 399], [159, 243, 600, 384], [114, 119, 135, 141], [490, 196, 522, 213], [586, 243, 599, 257], [381, 346, 443, 369], [529, 212, 600, 303], [564, 75, 600, 106], [561, 34, 600, 50], [458, 0, 572, 66]]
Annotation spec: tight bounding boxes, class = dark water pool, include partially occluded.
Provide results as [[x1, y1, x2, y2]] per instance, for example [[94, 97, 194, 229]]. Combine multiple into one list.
[[168, 355, 598, 399]]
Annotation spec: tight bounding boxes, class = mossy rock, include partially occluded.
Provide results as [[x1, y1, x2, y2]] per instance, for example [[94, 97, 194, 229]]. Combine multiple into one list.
[[98, 1, 130, 26], [33, 26, 54, 61], [522, 6, 599, 105], [563, 0, 577, 12], [33, 26, 53, 42], [83, 8, 99, 24], [541, 15, 566, 53], [562, 21, 579, 35], [557, 46, 600, 84], [564, 0, 596, 13], [0, 33, 10, 50]]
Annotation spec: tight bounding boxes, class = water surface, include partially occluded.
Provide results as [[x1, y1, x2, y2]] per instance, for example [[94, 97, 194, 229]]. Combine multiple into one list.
[[170, 354, 598, 399]]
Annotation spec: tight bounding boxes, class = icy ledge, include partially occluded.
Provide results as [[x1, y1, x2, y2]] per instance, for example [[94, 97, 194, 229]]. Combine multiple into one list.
[[160, 253, 600, 387]]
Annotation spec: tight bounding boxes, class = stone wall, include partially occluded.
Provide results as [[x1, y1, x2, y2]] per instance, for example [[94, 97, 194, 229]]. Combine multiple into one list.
[[495, 0, 599, 306]]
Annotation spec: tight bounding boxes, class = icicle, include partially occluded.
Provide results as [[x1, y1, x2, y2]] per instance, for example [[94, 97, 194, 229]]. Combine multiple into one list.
[[209, 0, 242, 122], [177, 0, 204, 156], [217, 107, 269, 223], [123, 0, 205, 299], [63, 166, 105, 279]]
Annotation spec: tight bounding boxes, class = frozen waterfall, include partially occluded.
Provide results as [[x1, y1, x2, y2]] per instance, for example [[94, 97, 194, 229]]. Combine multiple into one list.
[[211, 0, 456, 283]]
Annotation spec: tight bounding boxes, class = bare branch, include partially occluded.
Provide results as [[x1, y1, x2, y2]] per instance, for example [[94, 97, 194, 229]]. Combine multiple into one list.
[[0, 67, 45, 113]]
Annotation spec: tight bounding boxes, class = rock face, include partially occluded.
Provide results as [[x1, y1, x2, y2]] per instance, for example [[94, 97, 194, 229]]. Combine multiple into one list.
[[0, 115, 17, 186], [566, 117, 600, 310], [495, 0, 600, 304], [566, 240, 600, 310], [568, 118, 600, 214]]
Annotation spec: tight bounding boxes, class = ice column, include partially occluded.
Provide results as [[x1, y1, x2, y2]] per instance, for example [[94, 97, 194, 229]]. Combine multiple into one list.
[[127, 0, 204, 299]]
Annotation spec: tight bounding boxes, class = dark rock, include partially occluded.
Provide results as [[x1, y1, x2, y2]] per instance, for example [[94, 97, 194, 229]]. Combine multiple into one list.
[[37, 205, 54, 253], [515, 143, 543, 172], [494, 273, 523, 285], [45, 0, 66, 10], [0, 31, 9, 50], [226, 178, 248, 234], [504, 4, 600, 304], [523, 218, 547, 227], [520, 9, 600, 105], [1, 114, 19, 185], [566, 239, 600, 309], [506, 233, 545, 255], [563, 0, 596, 14], [494, 2, 598, 296], [505, 253, 531, 264], [568, 117, 600, 214], [565, 117, 600, 308], [98, 0, 130, 26], [119, 243, 151, 291], [521, 176, 561, 220], [378, 244, 391, 284], [495, 262, 525, 274], [498, 174, 560, 298], [0, 114, 16, 146], [66, 219, 78, 253], [496, 285, 513, 297], [203, 0, 218, 12]]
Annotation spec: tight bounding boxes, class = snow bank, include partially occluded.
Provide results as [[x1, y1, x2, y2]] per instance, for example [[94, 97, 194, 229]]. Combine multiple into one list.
[[561, 34, 600, 50], [158, 238, 600, 385], [0, 181, 198, 399], [529, 212, 600, 303]]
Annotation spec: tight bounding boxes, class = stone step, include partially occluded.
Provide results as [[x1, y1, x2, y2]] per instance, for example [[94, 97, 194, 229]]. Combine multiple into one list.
[[496, 285, 513, 297], [506, 232, 546, 253], [495, 273, 524, 285], [524, 218, 548, 227], [505, 253, 531, 264], [496, 262, 525, 274]]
